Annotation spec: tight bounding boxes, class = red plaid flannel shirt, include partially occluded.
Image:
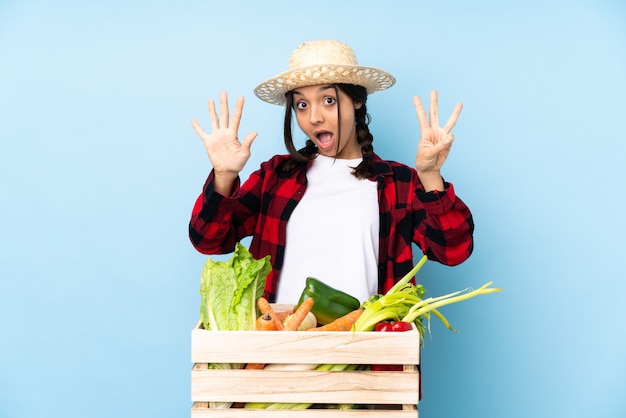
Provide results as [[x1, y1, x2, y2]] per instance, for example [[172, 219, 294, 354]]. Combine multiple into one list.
[[189, 153, 474, 302]]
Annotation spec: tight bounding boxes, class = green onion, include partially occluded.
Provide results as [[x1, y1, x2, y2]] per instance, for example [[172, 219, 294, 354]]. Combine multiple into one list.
[[353, 255, 502, 339]]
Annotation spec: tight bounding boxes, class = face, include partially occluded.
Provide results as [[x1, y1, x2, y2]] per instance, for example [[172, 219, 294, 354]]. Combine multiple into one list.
[[292, 84, 362, 159]]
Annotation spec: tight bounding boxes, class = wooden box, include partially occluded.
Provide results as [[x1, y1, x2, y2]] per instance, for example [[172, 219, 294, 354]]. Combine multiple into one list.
[[191, 308, 420, 417]]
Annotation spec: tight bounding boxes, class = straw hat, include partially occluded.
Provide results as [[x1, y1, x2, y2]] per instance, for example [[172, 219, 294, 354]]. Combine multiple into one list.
[[254, 40, 396, 106]]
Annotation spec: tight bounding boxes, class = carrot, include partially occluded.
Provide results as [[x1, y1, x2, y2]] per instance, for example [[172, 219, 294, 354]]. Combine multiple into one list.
[[245, 313, 276, 371], [283, 297, 314, 331], [308, 309, 364, 332], [245, 362, 266, 370], [256, 297, 284, 330], [255, 312, 277, 331]]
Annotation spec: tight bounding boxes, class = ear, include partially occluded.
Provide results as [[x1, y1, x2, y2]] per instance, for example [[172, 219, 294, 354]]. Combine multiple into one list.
[[354, 102, 363, 110]]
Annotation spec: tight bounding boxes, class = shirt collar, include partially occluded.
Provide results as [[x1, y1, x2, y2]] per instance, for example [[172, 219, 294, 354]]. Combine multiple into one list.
[[368, 153, 394, 179]]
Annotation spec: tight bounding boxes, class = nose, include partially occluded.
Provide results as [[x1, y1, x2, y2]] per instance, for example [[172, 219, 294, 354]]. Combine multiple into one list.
[[309, 104, 323, 124]]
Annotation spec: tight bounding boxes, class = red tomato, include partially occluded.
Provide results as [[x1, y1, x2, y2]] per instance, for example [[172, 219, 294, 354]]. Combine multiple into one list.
[[391, 321, 413, 332], [371, 321, 413, 371], [374, 321, 393, 332]]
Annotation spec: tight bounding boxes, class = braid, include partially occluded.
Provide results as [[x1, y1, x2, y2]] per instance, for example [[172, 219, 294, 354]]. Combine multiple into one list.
[[301, 139, 318, 157], [352, 102, 375, 179], [331, 84, 375, 179]]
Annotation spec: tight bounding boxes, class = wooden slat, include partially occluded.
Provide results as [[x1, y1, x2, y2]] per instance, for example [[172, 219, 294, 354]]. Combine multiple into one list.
[[191, 368, 419, 405], [191, 322, 420, 365]]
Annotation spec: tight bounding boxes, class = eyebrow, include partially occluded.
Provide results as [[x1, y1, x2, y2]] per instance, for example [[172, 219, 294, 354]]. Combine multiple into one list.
[[292, 84, 335, 96]]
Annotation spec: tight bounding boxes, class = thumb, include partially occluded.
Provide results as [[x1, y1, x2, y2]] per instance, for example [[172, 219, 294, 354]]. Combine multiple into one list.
[[438, 132, 454, 150], [241, 131, 258, 150], [191, 119, 205, 138]]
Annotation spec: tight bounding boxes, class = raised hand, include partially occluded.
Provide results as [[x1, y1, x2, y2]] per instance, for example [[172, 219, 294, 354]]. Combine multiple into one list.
[[413, 90, 462, 191], [191, 91, 258, 195]]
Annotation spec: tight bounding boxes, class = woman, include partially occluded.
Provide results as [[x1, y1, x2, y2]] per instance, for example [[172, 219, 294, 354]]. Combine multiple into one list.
[[189, 40, 473, 304]]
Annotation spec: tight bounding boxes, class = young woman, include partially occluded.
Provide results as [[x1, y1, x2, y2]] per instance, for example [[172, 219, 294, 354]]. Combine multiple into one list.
[[189, 40, 474, 304]]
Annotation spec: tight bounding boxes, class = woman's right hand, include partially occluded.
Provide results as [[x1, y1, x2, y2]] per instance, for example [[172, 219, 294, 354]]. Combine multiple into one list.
[[192, 91, 258, 194]]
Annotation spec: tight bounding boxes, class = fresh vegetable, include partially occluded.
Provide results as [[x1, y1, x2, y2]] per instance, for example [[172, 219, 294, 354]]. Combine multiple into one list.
[[283, 297, 315, 331], [374, 321, 413, 332], [307, 309, 364, 332], [353, 255, 502, 341], [244, 361, 267, 370], [255, 313, 277, 331], [199, 243, 271, 331], [297, 277, 361, 325], [246, 312, 279, 371], [246, 302, 315, 372], [293, 311, 317, 331], [256, 296, 284, 330], [246, 300, 315, 371], [198, 243, 271, 409], [371, 321, 413, 371]]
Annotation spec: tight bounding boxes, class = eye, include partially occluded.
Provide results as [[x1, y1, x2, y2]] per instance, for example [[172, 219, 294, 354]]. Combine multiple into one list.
[[295, 101, 307, 110], [323, 96, 336, 105]]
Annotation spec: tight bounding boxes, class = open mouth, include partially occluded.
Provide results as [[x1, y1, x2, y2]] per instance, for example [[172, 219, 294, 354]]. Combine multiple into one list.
[[315, 131, 334, 151]]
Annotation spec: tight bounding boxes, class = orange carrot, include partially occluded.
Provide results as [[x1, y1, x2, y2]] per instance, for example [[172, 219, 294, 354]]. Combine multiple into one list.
[[246, 313, 275, 370], [308, 309, 364, 332], [256, 297, 284, 330], [255, 312, 277, 331], [245, 362, 265, 370], [283, 297, 315, 331]]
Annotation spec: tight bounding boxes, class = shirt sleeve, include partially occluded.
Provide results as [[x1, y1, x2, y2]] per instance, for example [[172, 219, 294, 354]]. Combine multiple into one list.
[[414, 181, 474, 265], [188, 170, 246, 255]]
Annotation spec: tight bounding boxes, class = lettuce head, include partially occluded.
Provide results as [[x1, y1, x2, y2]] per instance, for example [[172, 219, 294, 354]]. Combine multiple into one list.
[[199, 243, 271, 331]]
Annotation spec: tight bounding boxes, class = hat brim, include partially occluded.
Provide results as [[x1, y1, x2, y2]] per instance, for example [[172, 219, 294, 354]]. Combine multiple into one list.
[[254, 64, 396, 105]]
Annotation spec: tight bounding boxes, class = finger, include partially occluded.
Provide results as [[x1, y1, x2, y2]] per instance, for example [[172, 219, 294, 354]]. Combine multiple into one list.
[[230, 96, 245, 133], [241, 131, 258, 150], [208, 99, 218, 131], [443, 102, 463, 133], [430, 90, 439, 128], [413, 96, 428, 131], [191, 119, 206, 138], [220, 91, 229, 129], [432, 132, 454, 155], [443, 132, 455, 146]]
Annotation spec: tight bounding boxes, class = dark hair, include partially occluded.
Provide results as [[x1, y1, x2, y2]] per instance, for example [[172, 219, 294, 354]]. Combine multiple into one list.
[[281, 83, 375, 179]]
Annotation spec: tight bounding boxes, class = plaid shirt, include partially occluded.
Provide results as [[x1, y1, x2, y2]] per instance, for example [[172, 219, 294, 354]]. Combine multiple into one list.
[[189, 153, 474, 302]]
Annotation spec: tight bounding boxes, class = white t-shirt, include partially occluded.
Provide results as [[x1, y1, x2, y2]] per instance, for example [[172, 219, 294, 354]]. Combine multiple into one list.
[[276, 155, 380, 304]]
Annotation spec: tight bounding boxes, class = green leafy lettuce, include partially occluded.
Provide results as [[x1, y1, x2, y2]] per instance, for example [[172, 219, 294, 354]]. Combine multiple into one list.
[[199, 243, 271, 331]]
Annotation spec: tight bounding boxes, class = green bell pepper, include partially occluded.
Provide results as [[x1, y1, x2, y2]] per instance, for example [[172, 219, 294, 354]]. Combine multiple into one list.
[[297, 277, 362, 325]]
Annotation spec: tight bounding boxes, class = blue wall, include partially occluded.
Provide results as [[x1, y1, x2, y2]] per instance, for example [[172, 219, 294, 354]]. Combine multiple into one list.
[[1, 1, 625, 417]]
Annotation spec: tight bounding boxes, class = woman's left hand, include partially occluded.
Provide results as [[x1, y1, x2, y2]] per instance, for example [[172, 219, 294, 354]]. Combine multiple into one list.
[[413, 90, 463, 191]]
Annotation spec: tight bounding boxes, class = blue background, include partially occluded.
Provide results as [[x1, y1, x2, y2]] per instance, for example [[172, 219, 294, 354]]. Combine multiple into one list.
[[1, 1, 625, 417]]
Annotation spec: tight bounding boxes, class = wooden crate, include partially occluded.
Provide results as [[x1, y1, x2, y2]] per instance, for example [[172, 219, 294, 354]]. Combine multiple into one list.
[[191, 308, 420, 417]]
